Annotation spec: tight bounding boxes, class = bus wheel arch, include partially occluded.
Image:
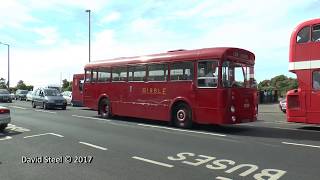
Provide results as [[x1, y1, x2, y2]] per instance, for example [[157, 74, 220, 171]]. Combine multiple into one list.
[[171, 100, 193, 129], [98, 97, 112, 119]]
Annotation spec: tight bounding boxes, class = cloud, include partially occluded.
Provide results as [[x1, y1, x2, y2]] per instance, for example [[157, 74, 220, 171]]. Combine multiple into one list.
[[33, 27, 60, 45], [100, 11, 121, 24]]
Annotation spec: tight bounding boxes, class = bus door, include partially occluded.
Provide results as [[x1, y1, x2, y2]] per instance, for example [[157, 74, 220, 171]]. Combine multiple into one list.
[[195, 60, 220, 123], [83, 70, 98, 109], [309, 70, 320, 123]]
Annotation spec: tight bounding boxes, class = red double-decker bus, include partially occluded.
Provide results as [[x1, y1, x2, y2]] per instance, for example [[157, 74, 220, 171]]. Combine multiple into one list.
[[287, 18, 320, 124], [83, 47, 257, 128], [72, 74, 84, 106]]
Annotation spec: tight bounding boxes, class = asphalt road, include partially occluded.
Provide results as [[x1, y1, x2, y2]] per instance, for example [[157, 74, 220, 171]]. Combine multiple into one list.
[[0, 101, 319, 180]]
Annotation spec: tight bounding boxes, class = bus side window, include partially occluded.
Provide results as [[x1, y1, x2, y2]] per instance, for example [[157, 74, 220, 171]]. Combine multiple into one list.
[[170, 62, 193, 81], [148, 64, 166, 81], [313, 71, 320, 90], [197, 60, 218, 88], [128, 65, 146, 81], [297, 26, 310, 43], [112, 67, 127, 82], [97, 68, 111, 82], [91, 70, 97, 82], [312, 24, 320, 42]]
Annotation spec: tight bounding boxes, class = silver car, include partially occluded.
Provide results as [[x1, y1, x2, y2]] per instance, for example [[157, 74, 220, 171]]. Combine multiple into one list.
[[0, 89, 12, 103], [31, 88, 67, 110], [0, 106, 11, 131]]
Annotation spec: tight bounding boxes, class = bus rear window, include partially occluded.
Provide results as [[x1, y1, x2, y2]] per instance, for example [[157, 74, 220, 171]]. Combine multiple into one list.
[[296, 26, 310, 43]]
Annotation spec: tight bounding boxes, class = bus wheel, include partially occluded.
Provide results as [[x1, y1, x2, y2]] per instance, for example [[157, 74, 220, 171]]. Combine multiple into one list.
[[99, 98, 112, 119], [173, 103, 192, 129]]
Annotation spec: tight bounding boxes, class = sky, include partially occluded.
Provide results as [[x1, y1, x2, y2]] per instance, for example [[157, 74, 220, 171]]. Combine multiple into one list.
[[0, 0, 319, 87]]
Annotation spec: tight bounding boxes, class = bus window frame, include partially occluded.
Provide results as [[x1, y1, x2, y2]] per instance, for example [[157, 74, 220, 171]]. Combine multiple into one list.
[[128, 64, 147, 82], [296, 26, 311, 44], [97, 68, 111, 83], [111, 66, 128, 82], [169, 61, 194, 82], [197, 59, 219, 89], [147, 63, 168, 82], [312, 24, 320, 42]]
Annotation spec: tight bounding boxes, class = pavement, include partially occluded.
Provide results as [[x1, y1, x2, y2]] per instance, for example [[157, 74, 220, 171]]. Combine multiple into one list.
[[0, 101, 319, 180]]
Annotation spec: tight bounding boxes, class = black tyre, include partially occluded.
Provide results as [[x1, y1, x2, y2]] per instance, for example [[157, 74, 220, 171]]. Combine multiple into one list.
[[172, 103, 192, 129], [32, 101, 36, 108], [99, 98, 112, 119], [0, 124, 8, 132]]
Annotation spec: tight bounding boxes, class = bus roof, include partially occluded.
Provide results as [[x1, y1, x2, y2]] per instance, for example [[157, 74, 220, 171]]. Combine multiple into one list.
[[85, 47, 255, 69]]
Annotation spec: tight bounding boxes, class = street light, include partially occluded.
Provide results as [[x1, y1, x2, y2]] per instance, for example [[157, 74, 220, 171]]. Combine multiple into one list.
[[85, 9, 91, 63], [0, 42, 10, 88]]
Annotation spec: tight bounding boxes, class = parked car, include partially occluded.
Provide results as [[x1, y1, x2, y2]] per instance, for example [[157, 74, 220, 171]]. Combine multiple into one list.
[[15, 89, 28, 100], [61, 91, 72, 105], [279, 99, 286, 113], [0, 89, 12, 103], [31, 88, 67, 110], [0, 106, 10, 131], [26, 91, 35, 101]]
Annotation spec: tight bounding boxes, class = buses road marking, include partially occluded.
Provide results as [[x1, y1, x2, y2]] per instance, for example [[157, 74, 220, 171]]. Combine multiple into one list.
[[24, 133, 64, 139], [282, 142, 320, 149], [79, 142, 108, 151], [9, 106, 27, 110], [137, 124, 227, 137], [72, 115, 111, 122], [34, 110, 57, 114], [132, 156, 174, 168], [0, 136, 12, 141]]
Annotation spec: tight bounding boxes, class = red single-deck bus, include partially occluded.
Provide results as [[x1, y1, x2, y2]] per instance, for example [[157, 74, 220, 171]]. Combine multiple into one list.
[[83, 47, 257, 128], [287, 18, 320, 124], [71, 73, 84, 106]]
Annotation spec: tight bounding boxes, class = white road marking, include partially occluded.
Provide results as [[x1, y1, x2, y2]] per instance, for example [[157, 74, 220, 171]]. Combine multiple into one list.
[[7, 124, 30, 132], [9, 106, 27, 110], [132, 156, 174, 168], [137, 124, 226, 137], [24, 133, 64, 139], [216, 177, 232, 180], [72, 115, 111, 122], [34, 109, 57, 114], [0, 136, 12, 141], [282, 142, 320, 149], [79, 141, 107, 150]]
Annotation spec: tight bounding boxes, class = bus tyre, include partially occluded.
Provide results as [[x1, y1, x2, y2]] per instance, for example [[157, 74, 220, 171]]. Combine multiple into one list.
[[99, 98, 112, 119], [173, 103, 192, 129], [32, 101, 36, 108]]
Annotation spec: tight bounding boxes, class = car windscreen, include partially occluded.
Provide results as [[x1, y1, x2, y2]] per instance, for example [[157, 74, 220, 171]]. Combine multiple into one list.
[[44, 89, 60, 96], [0, 89, 9, 94], [20, 90, 28, 94]]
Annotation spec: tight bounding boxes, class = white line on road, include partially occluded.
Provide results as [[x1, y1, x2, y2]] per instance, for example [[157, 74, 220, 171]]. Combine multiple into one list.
[[9, 106, 27, 110], [24, 133, 64, 139], [0, 136, 12, 141], [282, 142, 320, 149], [34, 110, 57, 114], [72, 115, 111, 122], [132, 156, 174, 168], [137, 124, 226, 137], [79, 142, 108, 150], [216, 177, 233, 180]]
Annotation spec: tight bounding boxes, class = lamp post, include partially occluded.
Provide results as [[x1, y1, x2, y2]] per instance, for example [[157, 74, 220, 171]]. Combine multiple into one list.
[[0, 42, 10, 88], [85, 9, 91, 63]]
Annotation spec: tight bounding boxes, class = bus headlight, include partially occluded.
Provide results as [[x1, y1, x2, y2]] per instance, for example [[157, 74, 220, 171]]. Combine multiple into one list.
[[232, 116, 236, 122], [230, 105, 235, 113]]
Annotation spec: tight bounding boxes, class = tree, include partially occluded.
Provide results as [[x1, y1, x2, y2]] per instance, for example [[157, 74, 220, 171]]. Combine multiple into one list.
[[0, 78, 7, 89], [16, 80, 27, 90], [62, 79, 72, 91], [258, 75, 298, 97]]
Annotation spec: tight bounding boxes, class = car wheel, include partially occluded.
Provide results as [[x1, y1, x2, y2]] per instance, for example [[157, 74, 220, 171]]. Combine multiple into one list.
[[0, 124, 8, 132], [172, 103, 193, 129], [99, 98, 112, 119], [32, 101, 36, 108]]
